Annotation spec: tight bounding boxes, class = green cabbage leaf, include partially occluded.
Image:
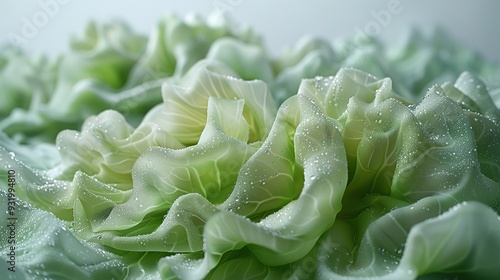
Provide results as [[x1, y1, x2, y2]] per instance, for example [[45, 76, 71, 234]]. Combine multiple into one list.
[[1, 14, 500, 280]]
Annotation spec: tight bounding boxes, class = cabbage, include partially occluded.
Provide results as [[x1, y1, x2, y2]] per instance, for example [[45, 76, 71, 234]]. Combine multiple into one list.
[[1, 14, 499, 280], [0, 14, 262, 144]]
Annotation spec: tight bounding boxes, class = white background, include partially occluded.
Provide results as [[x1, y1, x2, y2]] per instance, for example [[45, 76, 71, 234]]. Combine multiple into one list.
[[1, 0, 499, 61]]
